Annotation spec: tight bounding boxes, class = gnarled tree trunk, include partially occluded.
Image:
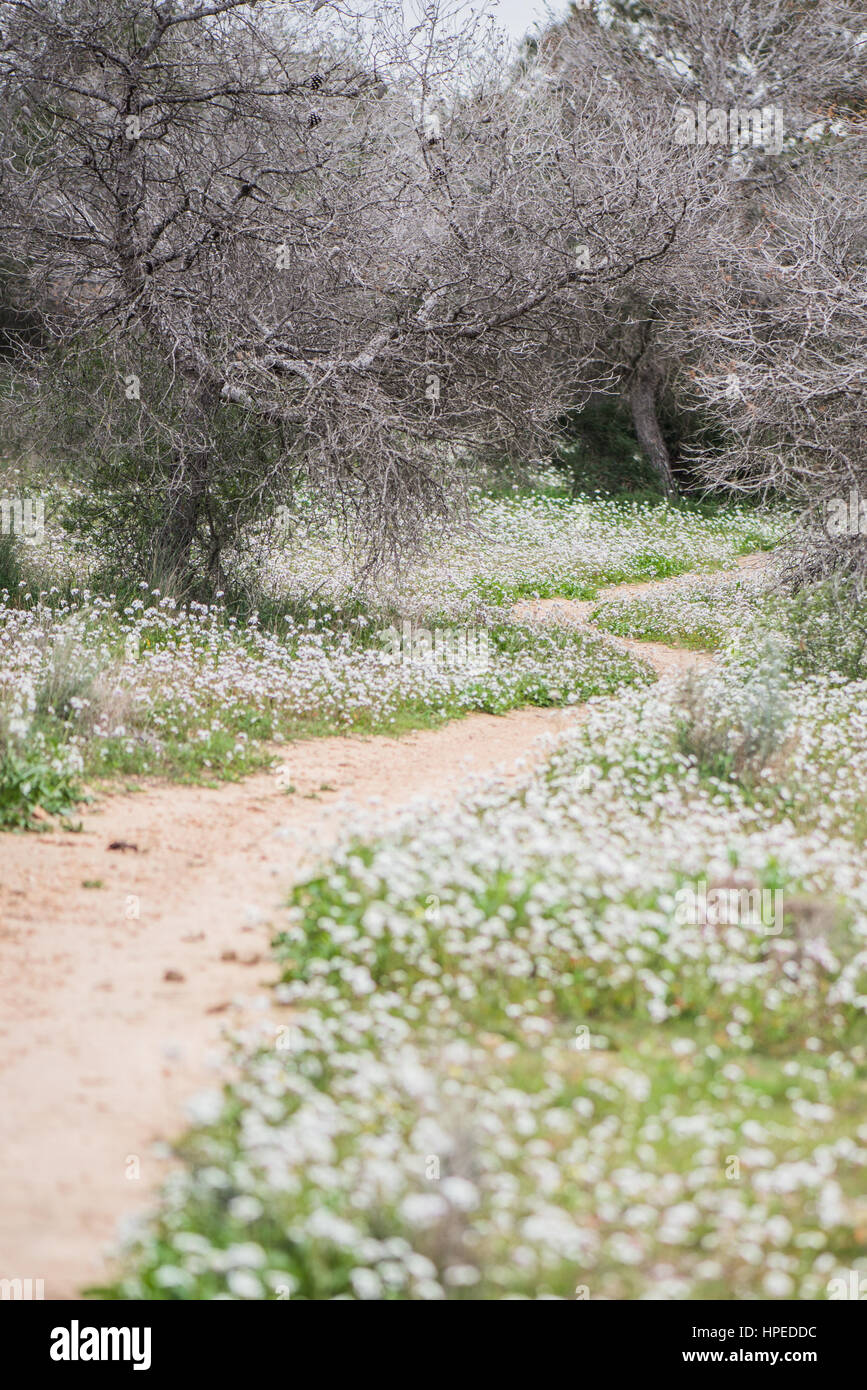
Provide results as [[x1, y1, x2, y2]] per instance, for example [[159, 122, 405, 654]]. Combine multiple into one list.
[[628, 362, 677, 499]]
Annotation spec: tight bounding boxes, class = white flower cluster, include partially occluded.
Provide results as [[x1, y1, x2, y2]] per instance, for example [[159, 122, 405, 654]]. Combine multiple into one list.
[[0, 587, 649, 779], [591, 567, 778, 652], [238, 492, 784, 619], [0, 491, 782, 783], [107, 672, 867, 1301]]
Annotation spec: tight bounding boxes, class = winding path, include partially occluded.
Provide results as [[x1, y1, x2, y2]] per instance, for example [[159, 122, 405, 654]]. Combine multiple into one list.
[[0, 555, 766, 1297]]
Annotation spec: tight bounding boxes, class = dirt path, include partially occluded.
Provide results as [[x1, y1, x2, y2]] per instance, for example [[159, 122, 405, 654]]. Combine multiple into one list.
[[0, 555, 767, 1298], [0, 708, 580, 1297], [512, 553, 767, 678]]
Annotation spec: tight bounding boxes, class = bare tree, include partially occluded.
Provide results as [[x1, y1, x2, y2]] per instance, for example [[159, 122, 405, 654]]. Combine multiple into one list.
[[0, 0, 689, 584], [678, 141, 867, 568], [635, 2, 867, 585], [535, 0, 867, 503]]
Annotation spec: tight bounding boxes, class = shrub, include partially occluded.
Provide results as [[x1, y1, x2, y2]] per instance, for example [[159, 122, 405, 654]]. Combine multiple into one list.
[[554, 395, 661, 497], [33, 627, 97, 722], [673, 635, 792, 786], [780, 576, 867, 681], [0, 531, 22, 596], [0, 740, 82, 827]]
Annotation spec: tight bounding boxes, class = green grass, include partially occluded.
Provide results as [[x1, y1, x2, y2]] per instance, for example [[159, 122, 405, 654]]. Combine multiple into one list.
[[591, 603, 725, 652], [5, 618, 652, 811], [94, 666, 867, 1301], [475, 553, 721, 606], [0, 743, 84, 828]]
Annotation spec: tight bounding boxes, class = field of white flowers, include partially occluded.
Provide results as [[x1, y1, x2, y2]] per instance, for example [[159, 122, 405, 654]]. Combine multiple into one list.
[[17, 490, 853, 1304], [590, 568, 777, 653], [242, 486, 784, 615], [0, 490, 781, 825], [98, 649, 867, 1301]]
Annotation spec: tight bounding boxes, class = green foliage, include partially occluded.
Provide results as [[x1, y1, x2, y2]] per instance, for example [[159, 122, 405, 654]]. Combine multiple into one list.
[[5, 341, 294, 597], [673, 640, 792, 788], [781, 577, 867, 681], [0, 531, 23, 595], [0, 742, 82, 827], [0, 255, 43, 352], [553, 388, 752, 502], [555, 395, 660, 496]]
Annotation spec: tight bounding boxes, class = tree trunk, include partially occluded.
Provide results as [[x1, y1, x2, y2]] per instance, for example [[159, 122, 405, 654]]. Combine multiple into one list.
[[154, 470, 203, 583], [628, 368, 677, 499], [152, 386, 219, 586]]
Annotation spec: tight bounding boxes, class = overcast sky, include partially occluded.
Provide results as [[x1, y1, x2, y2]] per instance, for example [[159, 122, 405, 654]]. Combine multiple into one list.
[[486, 0, 570, 42]]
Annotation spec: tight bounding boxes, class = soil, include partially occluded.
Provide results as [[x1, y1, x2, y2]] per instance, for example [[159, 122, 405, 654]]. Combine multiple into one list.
[[0, 555, 768, 1297]]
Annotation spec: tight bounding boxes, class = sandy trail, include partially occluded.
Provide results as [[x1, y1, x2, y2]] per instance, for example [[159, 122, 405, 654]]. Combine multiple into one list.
[[512, 553, 767, 677], [0, 555, 766, 1297], [0, 708, 580, 1297]]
